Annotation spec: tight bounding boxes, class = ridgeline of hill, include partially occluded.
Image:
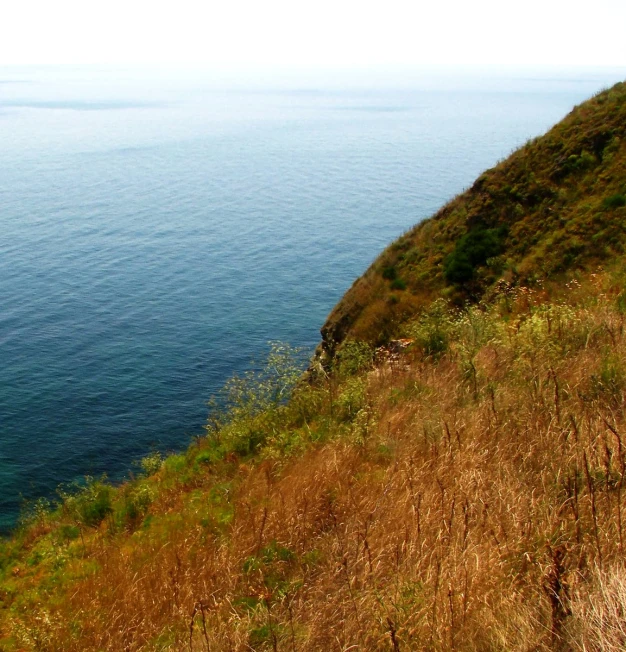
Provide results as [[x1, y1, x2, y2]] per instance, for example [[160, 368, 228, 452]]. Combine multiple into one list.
[[1, 82, 626, 651], [321, 81, 626, 352]]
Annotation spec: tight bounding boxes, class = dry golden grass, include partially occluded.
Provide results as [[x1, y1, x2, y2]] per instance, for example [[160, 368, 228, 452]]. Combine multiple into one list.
[[3, 271, 626, 651], [568, 563, 626, 651]]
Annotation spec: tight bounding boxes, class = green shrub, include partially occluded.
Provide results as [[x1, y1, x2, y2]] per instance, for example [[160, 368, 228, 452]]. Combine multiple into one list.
[[249, 624, 275, 649], [117, 483, 155, 529], [207, 342, 305, 433], [204, 343, 307, 457], [382, 265, 397, 280], [138, 451, 163, 476], [55, 524, 80, 545], [259, 540, 295, 564], [335, 340, 374, 377], [76, 484, 112, 527], [163, 453, 186, 474], [444, 225, 508, 285], [563, 150, 596, 174], [603, 193, 626, 209], [405, 298, 455, 360], [59, 476, 113, 528], [195, 448, 223, 465], [422, 330, 448, 358], [390, 278, 407, 291], [336, 377, 367, 421]]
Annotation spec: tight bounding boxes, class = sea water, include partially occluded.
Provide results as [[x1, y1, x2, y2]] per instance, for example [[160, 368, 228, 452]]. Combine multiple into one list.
[[0, 65, 623, 530]]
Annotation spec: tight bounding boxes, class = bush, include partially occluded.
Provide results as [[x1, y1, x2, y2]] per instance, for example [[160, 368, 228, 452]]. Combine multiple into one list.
[[563, 149, 596, 174], [382, 266, 397, 280], [113, 481, 156, 530], [444, 225, 508, 285], [59, 476, 113, 528], [405, 298, 455, 360], [195, 448, 221, 465], [589, 353, 625, 406], [390, 278, 407, 291], [205, 342, 307, 457], [603, 193, 626, 210], [75, 482, 113, 528], [56, 524, 80, 544], [138, 451, 163, 476], [207, 343, 305, 429], [335, 340, 374, 377], [336, 377, 367, 421]]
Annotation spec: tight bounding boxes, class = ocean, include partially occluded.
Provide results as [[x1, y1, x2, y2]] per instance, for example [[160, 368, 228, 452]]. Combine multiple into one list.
[[1, 65, 623, 530]]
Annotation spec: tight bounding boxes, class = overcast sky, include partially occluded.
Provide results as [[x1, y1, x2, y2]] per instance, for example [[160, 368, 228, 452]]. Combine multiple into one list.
[[1, 0, 625, 68]]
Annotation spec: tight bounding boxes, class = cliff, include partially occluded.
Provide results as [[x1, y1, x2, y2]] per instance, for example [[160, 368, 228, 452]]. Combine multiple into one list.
[[321, 81, 626, 351], [1, 82, 626, 651]]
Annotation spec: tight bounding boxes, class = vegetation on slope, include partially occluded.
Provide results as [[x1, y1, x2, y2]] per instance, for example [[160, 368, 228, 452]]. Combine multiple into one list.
[[321, 82, 626, 350], [1, 82, 626, 651], [3, 270, 626, 650]]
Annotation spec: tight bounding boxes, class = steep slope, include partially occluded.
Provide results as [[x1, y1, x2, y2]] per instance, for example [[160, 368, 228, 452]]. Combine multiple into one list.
[[322, 81, 626, 351], [4, 269, 626, 651], [1, 82, 626, 651]]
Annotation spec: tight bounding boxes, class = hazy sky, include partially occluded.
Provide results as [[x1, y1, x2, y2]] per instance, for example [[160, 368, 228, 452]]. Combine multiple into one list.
[[2, 0, 625, 68]]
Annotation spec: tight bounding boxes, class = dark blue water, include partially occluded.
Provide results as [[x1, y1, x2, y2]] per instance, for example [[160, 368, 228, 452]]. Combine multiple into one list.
[[1, 66, 624, 529]]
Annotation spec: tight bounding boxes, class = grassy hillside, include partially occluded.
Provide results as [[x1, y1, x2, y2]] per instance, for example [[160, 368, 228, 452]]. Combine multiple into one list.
[[321, 82, 626, 351], [1, 82, 626, 651]]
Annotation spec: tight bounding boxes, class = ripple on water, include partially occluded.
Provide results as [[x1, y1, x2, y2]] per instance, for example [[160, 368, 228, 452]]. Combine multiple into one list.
[[1, 68, 619, 530]]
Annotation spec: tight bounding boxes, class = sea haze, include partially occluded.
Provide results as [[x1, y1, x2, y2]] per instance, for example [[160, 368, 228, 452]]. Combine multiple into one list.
[[0, 65, 623, 530]]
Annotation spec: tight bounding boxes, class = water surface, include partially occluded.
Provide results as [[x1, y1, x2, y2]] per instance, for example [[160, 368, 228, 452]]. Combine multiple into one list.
[[1, 65, 623, 529]]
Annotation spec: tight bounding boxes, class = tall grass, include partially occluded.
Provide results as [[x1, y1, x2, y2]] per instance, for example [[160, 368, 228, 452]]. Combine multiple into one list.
[[2, 270, 626, 650]]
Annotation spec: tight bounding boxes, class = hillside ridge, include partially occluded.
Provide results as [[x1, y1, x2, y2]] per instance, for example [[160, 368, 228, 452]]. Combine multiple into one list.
[[321, 81, 626, 353]]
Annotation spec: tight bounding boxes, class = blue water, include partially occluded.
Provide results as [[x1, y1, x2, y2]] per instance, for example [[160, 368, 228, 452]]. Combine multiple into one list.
[[1, 65, 624, 530]]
